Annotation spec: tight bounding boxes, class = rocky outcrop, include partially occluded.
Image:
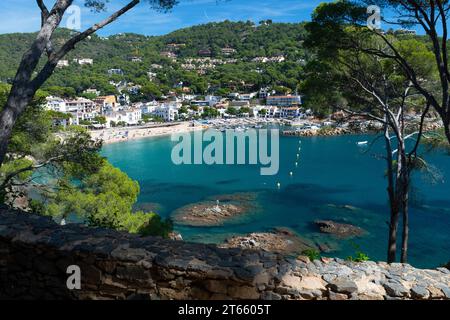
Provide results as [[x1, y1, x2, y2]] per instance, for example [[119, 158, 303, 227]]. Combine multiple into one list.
[[219, 228, 316, 255], [0, 209, 449, 300], [172, 193, 257, 227], [314, 220, 366, 239], [282, 127, 351, 137]]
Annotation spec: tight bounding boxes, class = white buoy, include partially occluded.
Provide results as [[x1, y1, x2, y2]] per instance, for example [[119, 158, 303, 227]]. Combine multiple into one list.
[[289, 171, 293, 176], [277, 182, 281, 189]]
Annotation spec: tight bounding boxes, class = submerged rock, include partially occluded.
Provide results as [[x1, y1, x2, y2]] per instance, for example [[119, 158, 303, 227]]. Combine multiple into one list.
[[314, 220, 365, 239], [208, 192, 257, 203]]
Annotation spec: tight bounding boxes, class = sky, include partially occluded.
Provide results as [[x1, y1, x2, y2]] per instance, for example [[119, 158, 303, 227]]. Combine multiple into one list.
[[0, 0, 326, 36], [0, 0, 433, 36]]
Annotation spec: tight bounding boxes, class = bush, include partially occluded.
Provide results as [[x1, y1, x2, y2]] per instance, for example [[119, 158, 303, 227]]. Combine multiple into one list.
[[346, 244, 370, 262], [138, 215, 173, 238], [301, 249, 320, 261]]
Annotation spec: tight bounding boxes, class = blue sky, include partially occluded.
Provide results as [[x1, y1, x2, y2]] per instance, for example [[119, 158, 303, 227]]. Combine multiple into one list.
[[0, 0, 433, 36], [0, 0, 325, 35]]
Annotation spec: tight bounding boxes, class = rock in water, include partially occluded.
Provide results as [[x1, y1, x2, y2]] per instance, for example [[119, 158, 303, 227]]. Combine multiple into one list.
[[171, 193, 258, 227], [219, 228, 317, 256], [314, 220, 365, 239]]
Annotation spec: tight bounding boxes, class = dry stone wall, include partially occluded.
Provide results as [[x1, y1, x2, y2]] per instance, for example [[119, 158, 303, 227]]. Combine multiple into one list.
[[0, 209, 449, 300]]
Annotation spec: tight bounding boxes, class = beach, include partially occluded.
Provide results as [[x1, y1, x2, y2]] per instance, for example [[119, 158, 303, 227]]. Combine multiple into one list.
[[89, 122, 206, 144]]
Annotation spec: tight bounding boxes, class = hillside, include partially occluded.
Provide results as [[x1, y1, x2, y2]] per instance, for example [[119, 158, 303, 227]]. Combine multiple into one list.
[[0, 21, 309, 97]]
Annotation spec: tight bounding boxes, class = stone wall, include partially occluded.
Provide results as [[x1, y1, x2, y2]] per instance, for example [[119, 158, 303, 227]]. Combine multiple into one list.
[[0, 209, 449, 300]]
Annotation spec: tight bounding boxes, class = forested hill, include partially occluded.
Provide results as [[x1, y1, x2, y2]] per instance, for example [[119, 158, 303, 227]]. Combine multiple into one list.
[[0, 21, 309, 97], [161, 20, 308, 58]]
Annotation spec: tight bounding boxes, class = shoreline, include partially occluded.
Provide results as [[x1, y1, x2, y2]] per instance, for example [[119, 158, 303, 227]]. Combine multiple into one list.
[[90, 118, 444, 144], [89, 121, 206, 144]]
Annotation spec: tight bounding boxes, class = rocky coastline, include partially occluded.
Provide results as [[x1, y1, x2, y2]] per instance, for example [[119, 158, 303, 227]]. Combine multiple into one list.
[[282, 119, 443, 138]]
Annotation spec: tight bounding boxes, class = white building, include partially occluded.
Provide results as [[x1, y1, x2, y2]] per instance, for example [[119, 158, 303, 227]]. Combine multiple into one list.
[[83, 88, 100, 96], [130, 56, 143, 63], [238, 92, 257, 101], [266, 95, 302, 107], [251, 105, 267, 117], [45, 96, 67, 112], [266, 106, 279, 118], [108, 68, 124, 76], [65, 97, 98, 123], [205, 95, 221, 106], [153, 104, 179, 121], [56, 60, 69, 68], [74, 58, 94, 65], [147, 71, 157, 80], [105, 107, 142, 127], [140, 101, 159, 114], [45, 96, 98, 124]]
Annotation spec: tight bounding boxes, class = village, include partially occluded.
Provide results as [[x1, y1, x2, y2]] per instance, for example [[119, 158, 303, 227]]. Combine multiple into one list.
[[45, 33, 432, 144], [45, 84, 434, 144]]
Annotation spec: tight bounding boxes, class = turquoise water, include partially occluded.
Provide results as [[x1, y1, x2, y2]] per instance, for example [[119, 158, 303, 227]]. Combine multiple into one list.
[[102, 130, 450, 268]]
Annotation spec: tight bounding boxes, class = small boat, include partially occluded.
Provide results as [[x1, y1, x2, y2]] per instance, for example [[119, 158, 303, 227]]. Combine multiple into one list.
[[357, 141, 368, 146]]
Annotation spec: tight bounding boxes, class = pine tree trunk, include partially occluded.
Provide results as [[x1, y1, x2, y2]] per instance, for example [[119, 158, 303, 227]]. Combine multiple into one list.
[[400, 168, 410, 264], [384, 121, 399, 263]]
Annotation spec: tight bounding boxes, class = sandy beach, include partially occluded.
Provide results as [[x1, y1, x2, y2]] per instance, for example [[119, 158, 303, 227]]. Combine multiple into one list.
[[89, 122, 206, 144]]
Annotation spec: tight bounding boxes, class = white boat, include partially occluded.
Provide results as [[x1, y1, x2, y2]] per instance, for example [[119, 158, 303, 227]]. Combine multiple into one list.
[[357, 141, 368, 146]]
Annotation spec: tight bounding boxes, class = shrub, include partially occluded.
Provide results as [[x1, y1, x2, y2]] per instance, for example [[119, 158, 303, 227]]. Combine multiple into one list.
[[301, 249, 320, 261], [346, 244, 370, 262]]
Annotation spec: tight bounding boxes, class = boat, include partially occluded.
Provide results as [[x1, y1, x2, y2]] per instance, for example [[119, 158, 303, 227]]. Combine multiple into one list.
[[357, 141, 368, 146]]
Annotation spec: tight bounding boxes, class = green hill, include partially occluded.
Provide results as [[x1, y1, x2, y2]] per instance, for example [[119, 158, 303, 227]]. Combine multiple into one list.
[[0, 21, 309, 97]]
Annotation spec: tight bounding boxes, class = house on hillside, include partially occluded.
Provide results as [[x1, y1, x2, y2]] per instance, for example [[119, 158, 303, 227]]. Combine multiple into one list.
[[66, 97, 98, 123], [129, 56, 143, 63], [266, 95, 302, 107], [56, 60, 69, 68], [198, 49, 212, 57], [94, 95, 117, 113], [108, 68, 124, 76], [221, 47, 236, 56], [160, 51, 177, 60], [74, 58, 93, 65]]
